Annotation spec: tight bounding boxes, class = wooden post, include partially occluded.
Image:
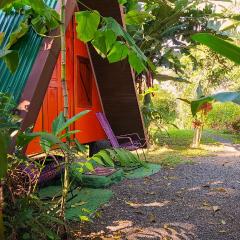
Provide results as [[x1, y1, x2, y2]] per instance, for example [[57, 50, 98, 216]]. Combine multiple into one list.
[[192, 125, 202, 148]]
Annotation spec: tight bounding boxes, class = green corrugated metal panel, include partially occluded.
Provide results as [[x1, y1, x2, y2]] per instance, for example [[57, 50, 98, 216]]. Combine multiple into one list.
[[0, 0, 57, 102]]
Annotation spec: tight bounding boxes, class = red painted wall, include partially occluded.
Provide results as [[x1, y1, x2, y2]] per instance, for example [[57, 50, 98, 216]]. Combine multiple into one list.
[[27, 18, 106, 155]]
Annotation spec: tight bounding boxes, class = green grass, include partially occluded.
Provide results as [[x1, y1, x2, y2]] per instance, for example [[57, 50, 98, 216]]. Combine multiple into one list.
[[205, 129, 240, 144], [144, 129, 226, 167], [144, 129, 240, 167], [148, 151, 193, 168], [152, 129, 219, 148]]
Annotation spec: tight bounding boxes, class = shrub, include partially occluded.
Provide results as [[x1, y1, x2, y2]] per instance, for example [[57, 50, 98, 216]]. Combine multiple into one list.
[[205, 102, 240, 131], [151, 90, 177, 124], [231, 117, 240, 132]]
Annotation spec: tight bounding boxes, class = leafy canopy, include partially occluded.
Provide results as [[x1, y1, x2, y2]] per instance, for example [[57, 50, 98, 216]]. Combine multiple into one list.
[[75, 10, 153, 74], [0, 0, 60, 73]]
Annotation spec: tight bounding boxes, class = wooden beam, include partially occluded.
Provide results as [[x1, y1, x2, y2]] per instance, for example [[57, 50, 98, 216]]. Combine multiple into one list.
[[19, 0, 76, 130], [80, 0, 147, 141]]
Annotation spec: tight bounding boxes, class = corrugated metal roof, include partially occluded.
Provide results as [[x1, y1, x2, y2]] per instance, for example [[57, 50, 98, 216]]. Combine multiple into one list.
[[0, 0, 57, 102]]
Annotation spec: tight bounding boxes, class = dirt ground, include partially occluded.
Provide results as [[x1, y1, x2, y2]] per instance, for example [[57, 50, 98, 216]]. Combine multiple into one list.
[[78, 142, 240, 240]]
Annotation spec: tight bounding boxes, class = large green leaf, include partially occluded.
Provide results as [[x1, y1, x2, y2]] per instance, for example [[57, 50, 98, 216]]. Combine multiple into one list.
[[104, 17, 124, 36], [125, 10, 153, 25], [94, 150, 114, 167], [0, 32, 4, 46], [118, 0, 127, 4], [107, 41, 129, 63], [128, 50, 146, 74], [59, 130, 80, 140], [0, 132, 10, 180], [91, 29, 117, 57], [0, 0, 14, 9], [191, 91, 240, 116], [191, 33, 240, 65], [75, 10, 100, 43], [6, 20, 29, 50], [56, 110, 90, 135], [16, 131, 36, 148], [0, 50, 19, 73], [74, 139, 87, 153], [213, 91, 240, 104], [31, 16, 48, 35], [42, 8, 61, 30], [27, 132, 68, 152], [191, 96, 213, 116], [52, 112, 65, 135]]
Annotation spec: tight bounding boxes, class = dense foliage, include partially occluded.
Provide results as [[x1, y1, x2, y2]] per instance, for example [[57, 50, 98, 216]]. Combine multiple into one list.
[[206, 102, 240, 131]]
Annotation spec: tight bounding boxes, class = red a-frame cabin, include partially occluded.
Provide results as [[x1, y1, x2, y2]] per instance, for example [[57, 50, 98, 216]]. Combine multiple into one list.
[[27, 18, 106, 154], [0, 0, 147, 154]]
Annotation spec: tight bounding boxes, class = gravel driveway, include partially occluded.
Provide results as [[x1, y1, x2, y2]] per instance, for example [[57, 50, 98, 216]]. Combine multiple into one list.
[[79, 143, 240, 240]]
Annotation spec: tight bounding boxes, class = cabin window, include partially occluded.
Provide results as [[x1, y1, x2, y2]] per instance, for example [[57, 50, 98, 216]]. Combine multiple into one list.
[[76, 57, 92, 107]]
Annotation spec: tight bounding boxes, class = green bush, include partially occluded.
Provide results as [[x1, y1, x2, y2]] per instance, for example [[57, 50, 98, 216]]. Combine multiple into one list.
[[206, 102, 240, 131], [231, 117, 240, 132], [151, 90, 177, 124]]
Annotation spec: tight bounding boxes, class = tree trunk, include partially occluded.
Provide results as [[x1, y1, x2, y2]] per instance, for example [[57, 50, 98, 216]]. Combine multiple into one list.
[[192, 126, 202, 148], [60, 0, 69, 220]]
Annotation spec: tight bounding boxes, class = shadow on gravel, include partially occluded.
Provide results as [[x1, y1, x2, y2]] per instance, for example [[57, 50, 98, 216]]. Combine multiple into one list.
[[79, 149, 240, 240]]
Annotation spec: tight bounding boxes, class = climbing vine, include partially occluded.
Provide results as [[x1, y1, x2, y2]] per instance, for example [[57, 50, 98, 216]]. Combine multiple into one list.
[[0, 0, 153, 74]]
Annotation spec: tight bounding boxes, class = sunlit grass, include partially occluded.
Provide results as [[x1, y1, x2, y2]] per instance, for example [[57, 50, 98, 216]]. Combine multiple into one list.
[[206, 129, 240, 144], [144, 144, 222, 167], [143, 129, 230, 167], [151, 129, 220, 147]]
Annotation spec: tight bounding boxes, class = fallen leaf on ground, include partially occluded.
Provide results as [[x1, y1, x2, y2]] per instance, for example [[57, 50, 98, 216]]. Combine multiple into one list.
[[213, 206, 221, 212], [145, 191, 155, 195], [133, 210, 144, 215], [202, 201, 211, 207], [219, 230, 227, 233], [212, 187, 227, 193], [70, 201, 87, 208], [164, 176, 178, 180], [106, 220, 133, 231], [208, 221, 216, 225], [163, 224, 170, 229], [148, 213, 156, 223], [221, 220, 226, 225], [126, 201, 170, 208]]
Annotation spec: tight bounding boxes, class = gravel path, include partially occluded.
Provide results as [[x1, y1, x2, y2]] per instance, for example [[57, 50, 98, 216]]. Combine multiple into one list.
[[80, 143, 240, 240]]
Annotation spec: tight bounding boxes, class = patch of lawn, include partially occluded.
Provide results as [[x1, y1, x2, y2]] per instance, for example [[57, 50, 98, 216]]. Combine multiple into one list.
[[149, 153, 193, 168], [205, 129, 240, 144], [152, 129, 219, 149], [143, 129, 225, 167]]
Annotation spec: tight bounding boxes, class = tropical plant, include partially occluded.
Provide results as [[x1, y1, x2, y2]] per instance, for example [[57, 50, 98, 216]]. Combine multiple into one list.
[[0, 93, 95, 238], [0, 93, 64, 239], [0, 0, 60, 73], [206, 102, 240, 131], [0, 0, 151, 74], [91, 148, 146, 170], [180, 90, 240, 147], [192, 33, 240, 65], [122, 0, 231, 84], [74, 3, 153, 74], [140, 86, 177, 143], [5, 192, 65, 240]]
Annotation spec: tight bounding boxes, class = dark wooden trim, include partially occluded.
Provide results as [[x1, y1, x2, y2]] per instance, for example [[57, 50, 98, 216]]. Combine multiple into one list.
[[81, 0, 147, 143], [19, 0, 77, 130]]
